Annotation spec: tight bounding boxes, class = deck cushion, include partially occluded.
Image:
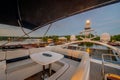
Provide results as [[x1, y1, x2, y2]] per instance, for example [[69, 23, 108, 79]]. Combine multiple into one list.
[[6, 59, 37, 73], [6, 56, 30, 63]]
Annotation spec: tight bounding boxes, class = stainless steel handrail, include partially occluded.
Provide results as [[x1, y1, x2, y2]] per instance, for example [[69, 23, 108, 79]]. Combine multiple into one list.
[[102, 54, 120, 80]]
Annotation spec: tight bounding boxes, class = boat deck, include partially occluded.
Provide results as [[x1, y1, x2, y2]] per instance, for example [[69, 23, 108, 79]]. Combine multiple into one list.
[[25, 58, 120, 80], [90, 62, 120, 80], [25, 69, 55, 80]]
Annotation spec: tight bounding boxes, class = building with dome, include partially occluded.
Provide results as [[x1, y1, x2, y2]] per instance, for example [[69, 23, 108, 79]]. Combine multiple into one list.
[[70, 35, 76, 41], [100, 33, 111, 43]]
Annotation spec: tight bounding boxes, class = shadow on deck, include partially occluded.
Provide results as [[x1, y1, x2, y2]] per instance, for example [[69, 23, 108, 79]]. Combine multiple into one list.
[[90, 62, 120, 80], [25, 69, 55, 80]]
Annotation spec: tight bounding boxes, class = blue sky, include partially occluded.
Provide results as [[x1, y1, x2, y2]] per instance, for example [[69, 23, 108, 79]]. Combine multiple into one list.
[[31, 2, 120, 36]]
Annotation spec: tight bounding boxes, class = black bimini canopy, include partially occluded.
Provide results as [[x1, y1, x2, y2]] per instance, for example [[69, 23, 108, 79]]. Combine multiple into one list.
[[0, 0, 119, 30]]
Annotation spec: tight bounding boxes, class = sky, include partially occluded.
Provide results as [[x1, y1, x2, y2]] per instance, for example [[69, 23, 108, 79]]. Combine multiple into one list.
[[0, 2, 120, 37], [31, 2, 120, 36]]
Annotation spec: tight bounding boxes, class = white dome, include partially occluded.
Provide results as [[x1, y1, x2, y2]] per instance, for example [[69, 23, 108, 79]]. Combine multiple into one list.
[[100, 33, 111, 43], [70, 35, 76, 41]]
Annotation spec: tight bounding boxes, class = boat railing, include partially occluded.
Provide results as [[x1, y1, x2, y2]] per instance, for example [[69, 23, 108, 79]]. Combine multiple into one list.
[[102, 54, 120, 79]]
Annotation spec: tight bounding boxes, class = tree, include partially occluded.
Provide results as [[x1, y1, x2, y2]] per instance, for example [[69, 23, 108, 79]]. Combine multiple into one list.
[[51, 35, 59, 42], [111, 34, 120, 41], [65, 35, 70, 41], [76, 35, 82, 40], [42, 36, 49, 42], [0, 36, 9, 41], [92, 36, 100, 41]]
